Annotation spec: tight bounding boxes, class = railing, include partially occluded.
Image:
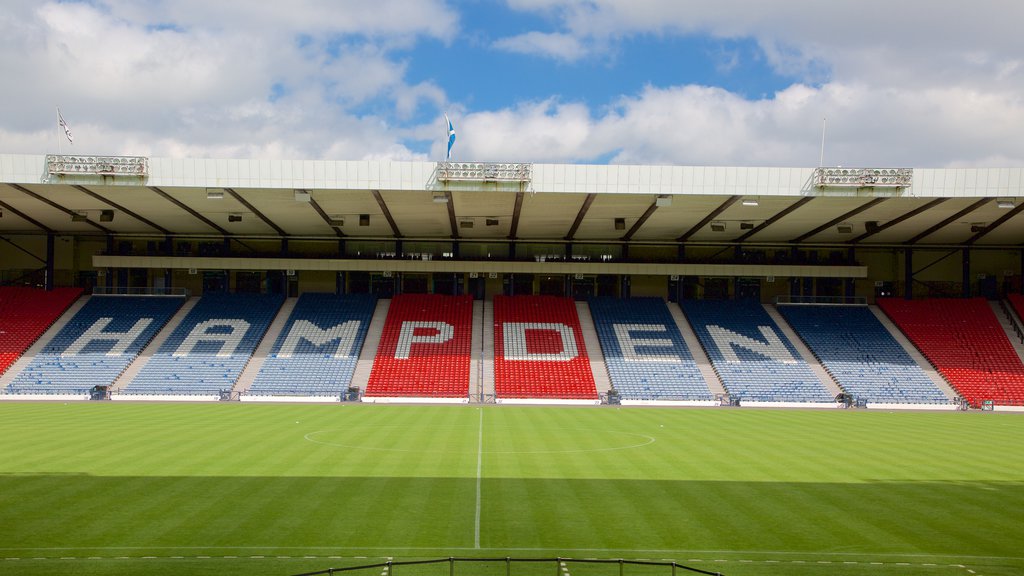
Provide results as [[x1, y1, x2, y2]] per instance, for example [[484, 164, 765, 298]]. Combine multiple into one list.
[[774, 295, 868, 306], [293, 557, 723, 576], [90, 286, 189, 297], [813, 167, 912, 188], [437, 162, 532, 183]]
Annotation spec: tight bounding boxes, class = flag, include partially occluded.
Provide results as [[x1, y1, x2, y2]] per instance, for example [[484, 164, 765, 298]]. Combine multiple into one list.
[[58, 108, 73, 144], [445, 113, 455, 160]]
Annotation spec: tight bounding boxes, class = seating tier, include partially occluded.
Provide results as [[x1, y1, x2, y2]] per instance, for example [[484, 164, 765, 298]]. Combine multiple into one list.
[[124, 293, 284, 396], [0, 287, 82, 376], [6, 295, 183, 395], [364, 294, 473, 398], [681, 300, 833, 403], [248, 293, 376, 397], [878, 298, 1024, 406], [493, 295, 597, 400], [588, 298, 711, 401], [778, 305, 947, 404]]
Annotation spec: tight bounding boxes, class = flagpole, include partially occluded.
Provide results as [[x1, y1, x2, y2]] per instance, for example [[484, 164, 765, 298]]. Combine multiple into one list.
[[818, 116, 826, 167], [56, 106, 61, 155]]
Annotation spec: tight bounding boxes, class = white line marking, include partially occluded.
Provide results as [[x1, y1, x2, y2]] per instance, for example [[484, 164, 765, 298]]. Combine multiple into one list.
[[474, 407, 483, 549]]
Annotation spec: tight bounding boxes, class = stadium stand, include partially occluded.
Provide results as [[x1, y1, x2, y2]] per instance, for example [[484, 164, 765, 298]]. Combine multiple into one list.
[[588, 297, 713, 402], [777, 304, 948, 404], [364, 294, 473, 399], [246, 293, 376, 397], [0, 287, 82, 376], [1009, 294, 1024, 326], [878, 297, 1024, 406], [493, 295, 598, 401], [122, 293, 284, 397], [6, 295, 183, 395], [681, 299, 834, 403]]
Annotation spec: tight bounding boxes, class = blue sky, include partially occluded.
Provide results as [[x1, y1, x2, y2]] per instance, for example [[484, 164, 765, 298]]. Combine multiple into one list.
[[2, 0, 1023, 167]]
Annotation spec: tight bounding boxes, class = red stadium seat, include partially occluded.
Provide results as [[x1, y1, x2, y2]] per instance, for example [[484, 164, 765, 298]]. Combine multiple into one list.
[[493, 295, 597, 400], [365, 294, 473, 398], [0, 287, 82, 376], [878, 297, 1024, 407]]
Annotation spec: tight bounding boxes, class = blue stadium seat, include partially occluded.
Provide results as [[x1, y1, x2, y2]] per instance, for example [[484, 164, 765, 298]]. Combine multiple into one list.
[[123, 293, 284, 396], [6, 296, 185, 395], [247, 293, 376, 397], [681, 300, 833, 403], [588, 298, 712, 401], [779, 304, 947, 404]]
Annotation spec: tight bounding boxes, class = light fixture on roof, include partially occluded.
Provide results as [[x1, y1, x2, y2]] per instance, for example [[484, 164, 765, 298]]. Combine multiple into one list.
[[710, 221, 726, 232], [206, 188, 224, 200], [328, 217, 344, 228], [485, 218, 499, 226], [614, 217, 626, 230], [432, 192, 449, 203], [655, 194, 672, 207], [741, 198, 759, 207], [740, 221, 755, 230], [837, 223, 853, 234], [294, 189, 311, 202], [971, 224, 987, 233], [997, 200, 1015, 209], [460, 218, 474, 229], [99, 209, 114, 222], [359, 214, 370, 226], [71, 211, 87, 222], [228, 213, 242, 223]]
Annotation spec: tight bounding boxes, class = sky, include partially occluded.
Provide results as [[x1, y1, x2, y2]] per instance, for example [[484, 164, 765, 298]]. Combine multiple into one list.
[[2, 0, 1023, 168]]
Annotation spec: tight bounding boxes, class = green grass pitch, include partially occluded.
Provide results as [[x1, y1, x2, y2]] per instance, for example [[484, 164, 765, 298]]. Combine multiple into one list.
[[0, 402, 1021, 576]]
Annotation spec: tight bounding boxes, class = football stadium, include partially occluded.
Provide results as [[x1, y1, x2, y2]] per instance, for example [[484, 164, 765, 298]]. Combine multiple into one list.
[[1, 154, 1024, 576]]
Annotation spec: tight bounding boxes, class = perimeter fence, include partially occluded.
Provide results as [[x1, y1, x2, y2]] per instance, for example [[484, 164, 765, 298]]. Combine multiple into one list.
[[293, 557, 723, 576]]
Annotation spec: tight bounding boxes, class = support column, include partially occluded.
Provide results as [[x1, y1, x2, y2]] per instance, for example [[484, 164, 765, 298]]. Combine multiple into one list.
[[904, 247, 913, 300], [677, 244, 686, 262], [281, 237, 289, 257], [962, 248, 971, 298], [338, 238, 346, 258], [105, 235, 114, 290], [845, 247, 856, 299], [44, 233, 55, 291]]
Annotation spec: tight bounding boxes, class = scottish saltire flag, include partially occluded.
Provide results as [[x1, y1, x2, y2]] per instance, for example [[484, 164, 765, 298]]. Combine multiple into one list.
[[445, 114, 455, 160], [58, 107, 73, 143]]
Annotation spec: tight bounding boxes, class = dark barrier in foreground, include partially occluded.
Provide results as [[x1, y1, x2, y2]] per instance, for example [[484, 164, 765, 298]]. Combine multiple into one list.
[[293, 557, 723, 576]]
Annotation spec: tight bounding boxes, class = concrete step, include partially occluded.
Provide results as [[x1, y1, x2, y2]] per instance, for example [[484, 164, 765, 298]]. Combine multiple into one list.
[[576, 301, 612, 396], [233, 297, 298, 394], [763, 304, 843, 397], [349, 299, 390, 391], [668, 302, 727, 397], [111, 296, 196, 392]]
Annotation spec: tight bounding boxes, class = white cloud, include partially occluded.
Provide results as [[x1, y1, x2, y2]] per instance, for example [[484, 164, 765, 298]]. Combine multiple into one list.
[[492, 31, 587, 62], [452, 82, 1024, 167], [0, 0, 457, 159]]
